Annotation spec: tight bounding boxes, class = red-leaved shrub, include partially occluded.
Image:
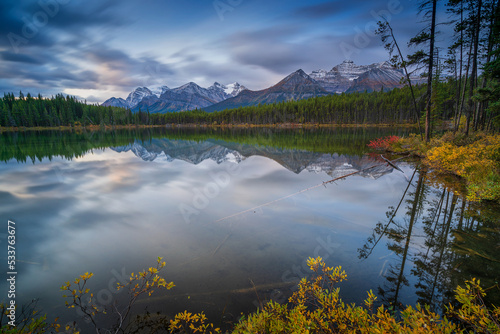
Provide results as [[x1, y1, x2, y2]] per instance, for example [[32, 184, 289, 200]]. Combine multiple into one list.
[[367, 135, 400, 151]]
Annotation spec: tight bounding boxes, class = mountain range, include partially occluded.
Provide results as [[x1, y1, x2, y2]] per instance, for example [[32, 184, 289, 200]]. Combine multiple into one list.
[[102, 82, 246, 112], [102, 60, 409, 113]]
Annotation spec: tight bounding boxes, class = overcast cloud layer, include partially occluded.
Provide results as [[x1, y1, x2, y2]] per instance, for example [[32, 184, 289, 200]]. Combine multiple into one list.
[[1, 0, 428, 103]]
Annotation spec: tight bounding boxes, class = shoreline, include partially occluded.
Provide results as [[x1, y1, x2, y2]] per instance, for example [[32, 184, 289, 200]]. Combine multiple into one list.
[[0, 123, 418, 133]]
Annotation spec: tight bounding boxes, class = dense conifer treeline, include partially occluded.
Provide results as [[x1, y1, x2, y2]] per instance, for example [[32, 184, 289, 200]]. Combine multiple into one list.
[[1, 78, 497, 130], [1, 85, 433, 127], [0, 92, 137, 127], [170, 85, 431, 125]]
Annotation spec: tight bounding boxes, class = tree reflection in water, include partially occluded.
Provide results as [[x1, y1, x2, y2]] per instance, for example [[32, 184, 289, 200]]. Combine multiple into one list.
[[359, 167, 500, 313]]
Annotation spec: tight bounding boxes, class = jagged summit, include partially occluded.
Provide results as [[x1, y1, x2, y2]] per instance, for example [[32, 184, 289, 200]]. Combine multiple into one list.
[[274, 69, 325, 92], [102, 81, 247, 112], [309, 60, 404, 93], [292, 68, 307, 76], [209, 82, 247, 97], [101, 97, 128, 108], [224, 82, 247, 96], [151, 85, 170, 97], [203, 69, 328, 112], [126, 87, 155, 108]]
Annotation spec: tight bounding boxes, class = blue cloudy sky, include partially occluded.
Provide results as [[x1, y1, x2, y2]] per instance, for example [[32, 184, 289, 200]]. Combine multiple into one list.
[[1, 0, 433, 103]]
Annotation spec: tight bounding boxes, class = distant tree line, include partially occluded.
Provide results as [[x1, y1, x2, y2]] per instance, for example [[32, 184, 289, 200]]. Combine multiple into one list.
[[166, 84, 432, 126], [0, 92, 138, 127], [0, 85, 430, 127], [1, 78, 497, 130]]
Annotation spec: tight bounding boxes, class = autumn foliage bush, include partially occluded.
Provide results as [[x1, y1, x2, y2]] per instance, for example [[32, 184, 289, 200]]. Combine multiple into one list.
[[367, 135, 401, 151], [2, 257, 500, 333], [424, 134, 500, 202], [233, 257, 470, 334], [372, 132, 500, 203]]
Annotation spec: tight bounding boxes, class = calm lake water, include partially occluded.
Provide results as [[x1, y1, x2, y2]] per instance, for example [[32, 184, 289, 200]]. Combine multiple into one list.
[[0, 127, 498, 331]]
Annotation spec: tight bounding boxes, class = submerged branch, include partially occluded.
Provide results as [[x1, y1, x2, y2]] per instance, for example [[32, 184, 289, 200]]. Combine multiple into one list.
[[216, 156, 408, 223]]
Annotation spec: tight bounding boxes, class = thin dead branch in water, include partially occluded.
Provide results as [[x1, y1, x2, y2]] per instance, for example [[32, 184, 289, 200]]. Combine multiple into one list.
[[212, 233, 232, 256], [249, 278, 263, 309], [135, 281, 296, 304], [216, 157, 407, 223]]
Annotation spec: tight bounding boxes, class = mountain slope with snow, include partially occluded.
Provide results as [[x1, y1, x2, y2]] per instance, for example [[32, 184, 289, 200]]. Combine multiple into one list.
[[203, 69, 329, 112], [126, 87, 155, 108], [102, 82, 247, 113], [310, 60, 405, 93], [133, 81, 248, 113], [101, 97, 129, 108]]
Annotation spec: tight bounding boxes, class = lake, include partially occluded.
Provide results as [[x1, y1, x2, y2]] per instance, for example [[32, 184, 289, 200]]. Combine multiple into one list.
[[0, 126, 498, 332]]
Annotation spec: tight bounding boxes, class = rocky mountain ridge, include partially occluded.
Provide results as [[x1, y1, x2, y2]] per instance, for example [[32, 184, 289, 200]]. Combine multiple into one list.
[[102, 82, 247, 112], [102, 60, 412, 113], [202, 69, 330, 112]]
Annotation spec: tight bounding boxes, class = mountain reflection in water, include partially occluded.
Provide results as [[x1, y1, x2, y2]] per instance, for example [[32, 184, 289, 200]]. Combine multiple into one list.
[[110, 138, 394, 179]]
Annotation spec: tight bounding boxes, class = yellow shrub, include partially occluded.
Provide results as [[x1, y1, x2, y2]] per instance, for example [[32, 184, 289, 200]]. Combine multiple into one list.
[[233, 257, 462, 334], [425, 135, 500, 202]]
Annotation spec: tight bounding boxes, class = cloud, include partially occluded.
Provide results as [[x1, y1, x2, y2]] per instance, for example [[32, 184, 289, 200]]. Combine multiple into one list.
[[80, 45, 177, 92], [0, 51, 43, 64], [224, 26, 311, 73], [0, 0, 126, 51], [293, 1, 344, 19]]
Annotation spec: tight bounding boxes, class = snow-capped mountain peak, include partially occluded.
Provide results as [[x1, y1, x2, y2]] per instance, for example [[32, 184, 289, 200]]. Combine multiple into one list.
[[309, 59, 404, 93], [331, 60, 371, 81], [309, 69, 329, 78], [174, 82, 205, 95], [126, 87, 155, 108], [224, 82, 247, 96], [151, 85, 170, 97], [208, 82, 247, 98], [101, 97, 128, 108]]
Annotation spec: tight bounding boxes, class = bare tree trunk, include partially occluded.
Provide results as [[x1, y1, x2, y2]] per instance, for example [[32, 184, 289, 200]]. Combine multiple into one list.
[[456, 42, 473, 132], [453, 1, 464, 133], [476, 0, 498, 130], [426, 0, 438, 142], [384, 20, 424, 139], [466, 0, 483, 135]]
